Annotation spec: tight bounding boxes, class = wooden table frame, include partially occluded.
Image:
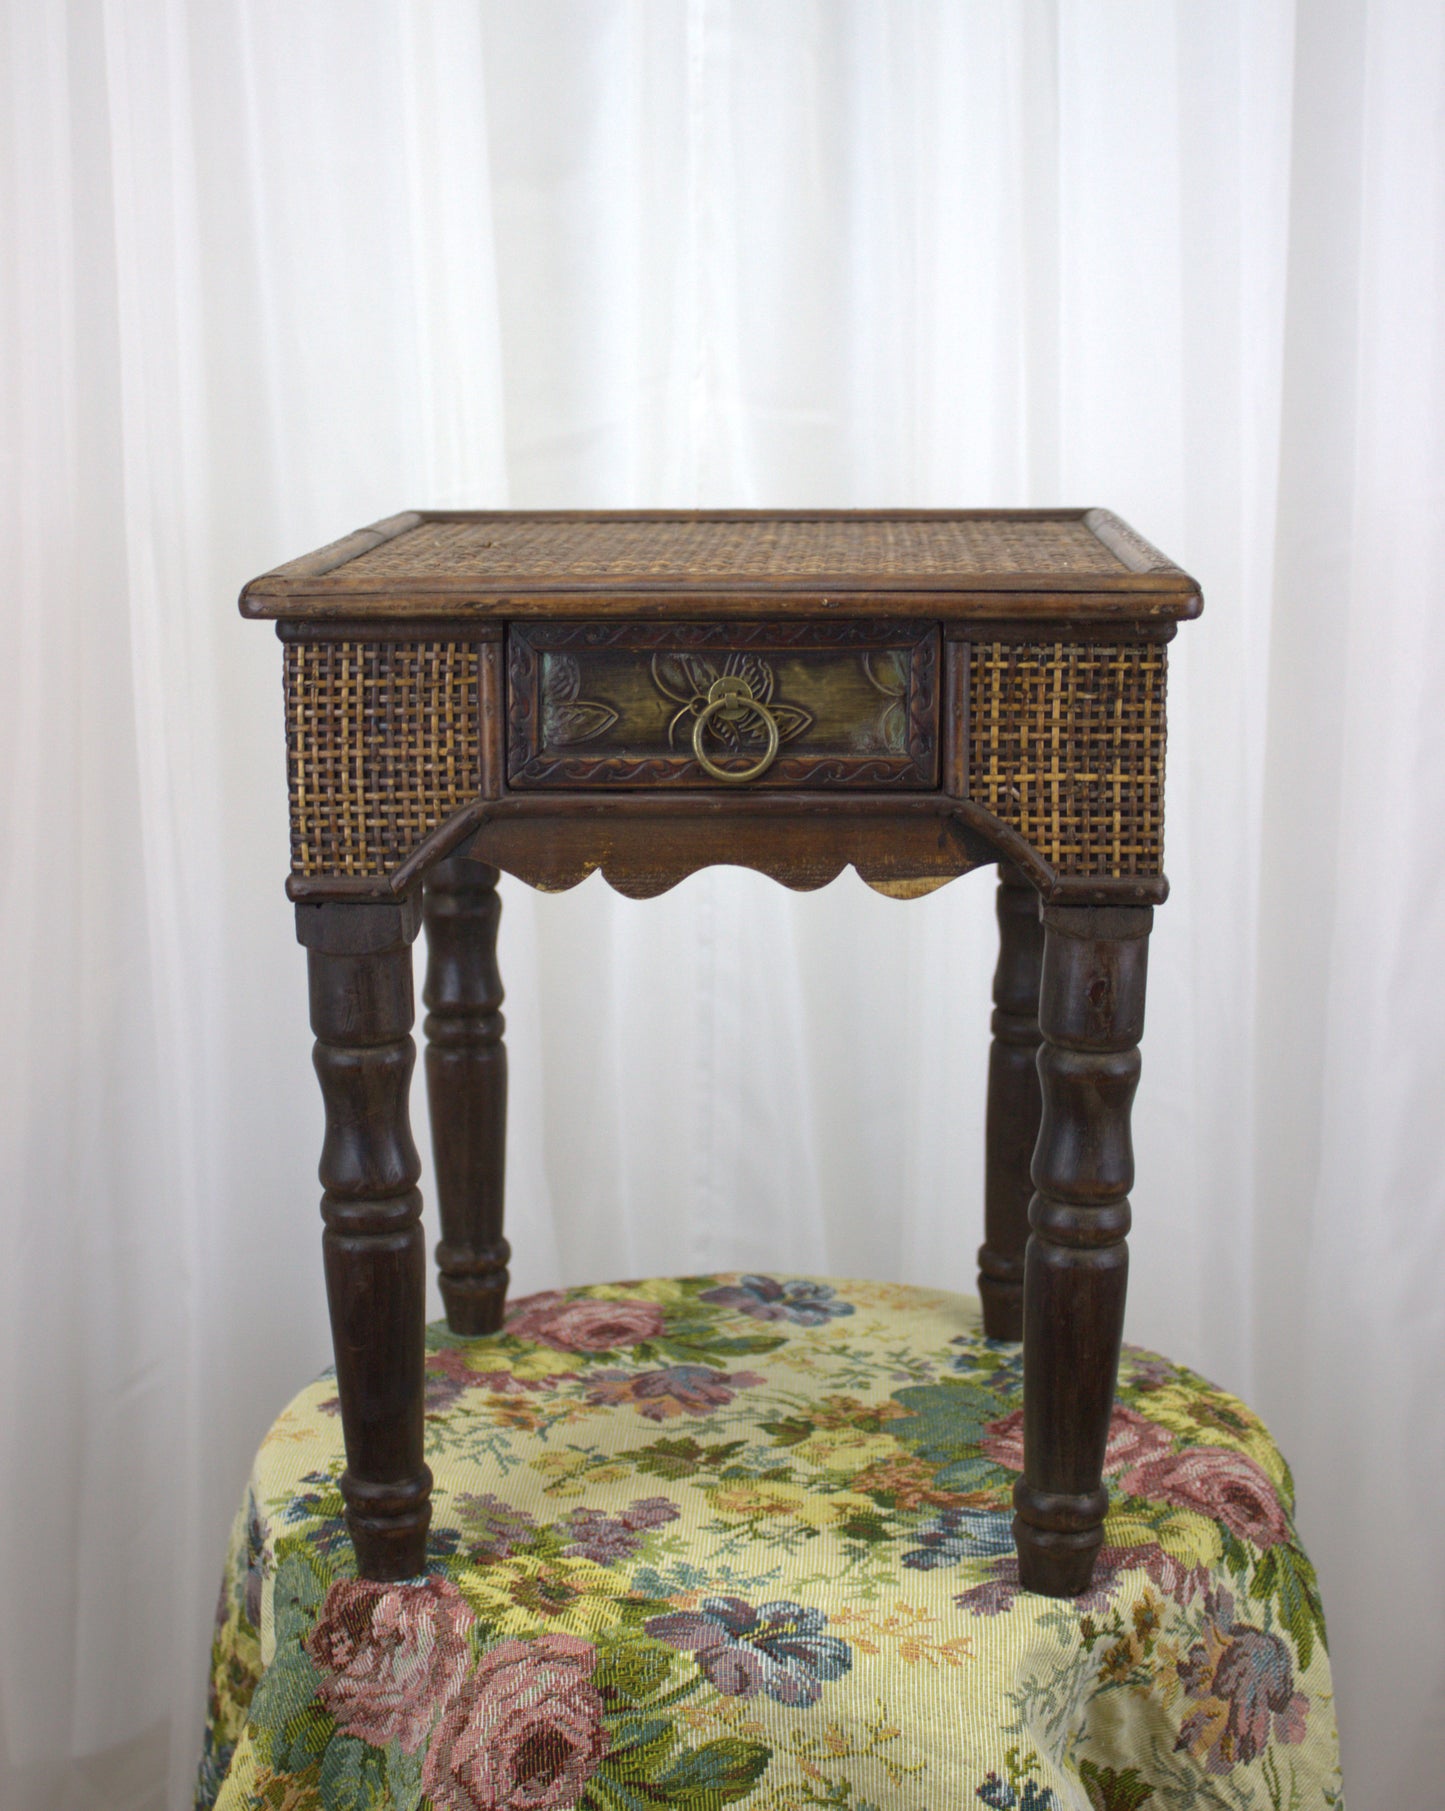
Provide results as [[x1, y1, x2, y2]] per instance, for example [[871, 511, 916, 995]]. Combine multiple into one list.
[[242, 509, 1200, 1599]]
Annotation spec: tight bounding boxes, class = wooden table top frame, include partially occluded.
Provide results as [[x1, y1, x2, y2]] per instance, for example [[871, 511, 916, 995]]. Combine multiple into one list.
[[241, 508, 1202, 1599]]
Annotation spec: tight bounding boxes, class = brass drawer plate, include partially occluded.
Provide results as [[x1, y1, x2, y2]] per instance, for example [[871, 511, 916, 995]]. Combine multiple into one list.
[[506, 621, 939, 789]]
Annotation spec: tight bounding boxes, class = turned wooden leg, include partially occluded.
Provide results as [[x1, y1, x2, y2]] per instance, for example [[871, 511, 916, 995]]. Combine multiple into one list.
[[978, 862, 1044, 1339], [1013, 904, 1151, 1596], [422, 855, 510, 1335], [296, 896, 432, 1581]]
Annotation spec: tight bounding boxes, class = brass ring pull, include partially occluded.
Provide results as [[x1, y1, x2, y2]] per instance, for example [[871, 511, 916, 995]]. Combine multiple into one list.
[[691, 676, 780, 783]]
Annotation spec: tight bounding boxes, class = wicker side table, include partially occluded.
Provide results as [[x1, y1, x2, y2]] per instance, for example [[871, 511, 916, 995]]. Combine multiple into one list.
[[241, 508, 1201, 1598]]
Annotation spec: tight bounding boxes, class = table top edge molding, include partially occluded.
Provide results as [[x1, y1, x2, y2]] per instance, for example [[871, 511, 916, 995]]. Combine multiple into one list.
[[239, 507, 1202, 621]]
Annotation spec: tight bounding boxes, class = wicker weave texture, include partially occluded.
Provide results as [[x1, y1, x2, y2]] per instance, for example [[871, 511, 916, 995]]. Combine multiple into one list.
[[967, 642, 1166, 877], [286, 641, 481, 877], [338, 517, 1126, 584]]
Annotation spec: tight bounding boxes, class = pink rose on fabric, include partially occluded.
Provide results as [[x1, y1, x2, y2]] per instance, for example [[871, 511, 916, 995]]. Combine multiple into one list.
[[1121, 1447, 1290, 1548], [978, 1408, 1026, 1470], [1133, 1541, 1212, 1606], [305, 1575, 474, 1752], [980, 1404, 1173, 1475], [1101, 1406, 1175, 1473], [421, 1633, 607, 1811], [505, 1291, 667, 1353]]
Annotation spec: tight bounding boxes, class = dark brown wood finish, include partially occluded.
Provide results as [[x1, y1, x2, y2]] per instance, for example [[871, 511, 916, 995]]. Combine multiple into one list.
[[422, 856, 510, 1334], [460, 792, 1001, 899], [246, 509, 1197, 1595], [978, 863, 1044, 1339], [1012, 904, 1151, 1595], [297, 896, 432, 1580]]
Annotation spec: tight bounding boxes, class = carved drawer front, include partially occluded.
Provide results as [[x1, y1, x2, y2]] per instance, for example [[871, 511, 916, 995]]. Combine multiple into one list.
[[506, 621, 939, 789]]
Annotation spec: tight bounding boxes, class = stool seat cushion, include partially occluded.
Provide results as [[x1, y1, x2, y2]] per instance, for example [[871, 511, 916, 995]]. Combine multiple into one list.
[[198, 1275, 1341, 1810]]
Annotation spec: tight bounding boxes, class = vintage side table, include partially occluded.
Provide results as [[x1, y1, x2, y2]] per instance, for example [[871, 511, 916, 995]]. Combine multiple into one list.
[[240, 509, 1200, 1600]]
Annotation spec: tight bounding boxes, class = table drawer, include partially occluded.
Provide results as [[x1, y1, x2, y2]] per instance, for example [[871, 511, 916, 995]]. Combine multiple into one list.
[[506, 621, 939, 789]]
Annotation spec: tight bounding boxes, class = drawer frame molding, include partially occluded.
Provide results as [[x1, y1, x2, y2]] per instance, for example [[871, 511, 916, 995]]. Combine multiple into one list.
[[506, 619, 940, 790]]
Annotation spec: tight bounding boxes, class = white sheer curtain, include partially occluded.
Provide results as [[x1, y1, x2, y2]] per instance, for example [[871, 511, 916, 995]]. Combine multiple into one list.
[[2, 2, 1441, 1802]]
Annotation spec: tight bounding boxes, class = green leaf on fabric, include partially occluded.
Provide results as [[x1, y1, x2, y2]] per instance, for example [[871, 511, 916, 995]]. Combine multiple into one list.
[[246, 1642, 329, 1773], [385, 1739, 425, 1811], [595, 1637, 680, 1705], [1259, 1544, 1326, 1672], [272, 1550, 328, 1648], [585, 1775, 654, 1811], [887, 1380, 1002, 1461], [836, 1510, 896, 1545], [628, 1437, 747, 1480], [1220, 1526, 1253, 1575], [601, 1714, 680, 1782], [1079, 1759, 1156, 1810], [761, 1415, 817, 1446], [934, 1453, 1008, 1492], [655, 1331, 786, 1367], [657, 1737, 772, 1804], [317, 1732, 389, 1811], [278, 1709, 335, 1780]]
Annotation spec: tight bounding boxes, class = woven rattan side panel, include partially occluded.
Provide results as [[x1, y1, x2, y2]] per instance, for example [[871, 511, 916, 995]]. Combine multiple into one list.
[[967, 641, 1166, 877], [285, 641, 482, 877]]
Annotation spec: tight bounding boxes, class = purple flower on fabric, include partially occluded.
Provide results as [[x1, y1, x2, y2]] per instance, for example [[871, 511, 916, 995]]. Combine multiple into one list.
[[618, 1496, 681, 1531], [281, 1470, 351, 1555], [455, 1492, 539, 1559], [698, 1275, 855, 1326], [902, 1507, 1016, 1569], [567, 1518, 638, 1566], [422, 1374, 469, 1415], [562, 1497, 680, 1563], [1123, 1347, 1179, 1390], [956, 1575, 1022, 1617], [645, 1597, 851, 1706], [956, 1548, 1130, 1619], [1176, 1591, 1309, 1770], [584, 1365, 764, 1421]]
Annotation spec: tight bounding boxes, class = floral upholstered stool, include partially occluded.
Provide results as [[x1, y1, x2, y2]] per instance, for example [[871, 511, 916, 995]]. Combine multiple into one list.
[[198, 1277, 1341, 1811]]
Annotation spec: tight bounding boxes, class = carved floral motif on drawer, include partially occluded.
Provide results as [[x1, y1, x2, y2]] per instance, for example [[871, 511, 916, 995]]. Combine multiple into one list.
[[506, 621, 940, 788]]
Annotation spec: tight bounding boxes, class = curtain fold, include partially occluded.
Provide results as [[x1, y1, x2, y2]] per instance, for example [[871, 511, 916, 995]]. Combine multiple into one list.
[[2, 2, 1441, 1802]]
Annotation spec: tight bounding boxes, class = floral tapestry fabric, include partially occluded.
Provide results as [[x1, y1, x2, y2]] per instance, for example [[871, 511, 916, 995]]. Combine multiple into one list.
[[199, 1277, 1342, 1810]]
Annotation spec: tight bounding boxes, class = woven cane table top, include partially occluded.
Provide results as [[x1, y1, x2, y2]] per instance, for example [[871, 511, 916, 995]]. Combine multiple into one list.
[[241, 510, 1200, 622]]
